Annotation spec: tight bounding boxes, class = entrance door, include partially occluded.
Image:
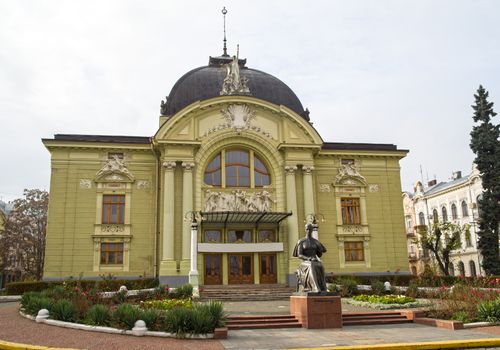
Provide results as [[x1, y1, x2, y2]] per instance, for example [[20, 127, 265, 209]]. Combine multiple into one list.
[[260, 253, 277, 284], [228, 254, 253, 284], [204, 254, 222, 285]]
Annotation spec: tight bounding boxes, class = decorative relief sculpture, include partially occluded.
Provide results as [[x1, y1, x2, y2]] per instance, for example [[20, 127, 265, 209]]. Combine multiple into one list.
[[101, 225, 125, 233], [137, 180, 150, 189], [334, 163, 366, 185], [319, 184, 331, 193], [96, 155, 134, 181], [220, 55, 250, 96], [221, 104, 256, 132], [302, 165, 315, 174], [79, 179, 92, 189], [203, 189, 275, 212], [294, 224, 328, 293], [368, 184, 380, 193]]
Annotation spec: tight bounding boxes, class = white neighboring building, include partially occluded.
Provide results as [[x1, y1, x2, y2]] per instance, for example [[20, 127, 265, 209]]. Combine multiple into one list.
[[411, 164, 484, 277]]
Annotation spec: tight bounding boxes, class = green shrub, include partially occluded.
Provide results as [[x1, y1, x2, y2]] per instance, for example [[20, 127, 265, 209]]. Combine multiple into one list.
[[371, 281, 385, 295], [172, 284, 193, 299], [113, 304, 142, 330], [451, 311, 470, 323], [6, 281, 50, 295], [406, 281, 419, 298], [85, 304, 112, 326], [22, 294, 54, 316], [338, 278, 358, 297], [164, 307, 193, 335], [51, 299, 77, 322], [141, 308, 162, 330], [477, 299, 500, 323], [201, 301, 226, 329]]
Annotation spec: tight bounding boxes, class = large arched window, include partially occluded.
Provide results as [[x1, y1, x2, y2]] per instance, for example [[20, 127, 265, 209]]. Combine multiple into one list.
[[469, 260, 477, 277], [432, 209, 439, 223], [451, 203, 458, 220], [442, 206, 448, 222], [461, 201, 469, 217], [418, 212, 425, 226], [204, 149, 271, 188], [458, 261, 465, 277]]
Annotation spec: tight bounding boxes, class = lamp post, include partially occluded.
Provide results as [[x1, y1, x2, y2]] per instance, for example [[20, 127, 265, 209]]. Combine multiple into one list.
[[184, 211, 204, 297], [305, 213, 325, 240]]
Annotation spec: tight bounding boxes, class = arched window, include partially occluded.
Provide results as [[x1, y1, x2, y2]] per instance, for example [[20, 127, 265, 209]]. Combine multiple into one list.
[[442, 206, 448, 222], [204, 149, 271, 188], [469, 260, 477, 277], [461, 201, 469, 217], [418, 212, 425, 226], [451, 204, 458, 220], [449, 262, 455, 276], [225, 150, 250, 187], [432, 209, 439, 223], [458, 261, 465, 277]]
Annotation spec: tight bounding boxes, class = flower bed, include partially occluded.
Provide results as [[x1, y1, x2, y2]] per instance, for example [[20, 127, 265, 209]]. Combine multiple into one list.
[[344, 295, 430, 310], [20, 283, 226, 337]]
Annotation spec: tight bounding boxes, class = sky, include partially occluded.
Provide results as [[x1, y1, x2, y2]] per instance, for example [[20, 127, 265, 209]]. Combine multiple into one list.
[[1, 0, 499, 202]]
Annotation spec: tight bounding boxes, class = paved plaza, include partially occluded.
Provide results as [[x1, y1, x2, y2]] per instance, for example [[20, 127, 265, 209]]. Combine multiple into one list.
[[0, 301, 499, 350]]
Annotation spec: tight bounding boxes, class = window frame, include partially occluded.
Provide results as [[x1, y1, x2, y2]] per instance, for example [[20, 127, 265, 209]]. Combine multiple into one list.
[[344, 241, 365, 262], [100, 242, 124, 265], [102, 194, 126, 224], [203, 148, 271, 188], [341, 198, 361, 225]]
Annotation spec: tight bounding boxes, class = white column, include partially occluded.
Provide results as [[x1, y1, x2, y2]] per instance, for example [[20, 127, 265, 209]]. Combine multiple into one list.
[[189, 220, 199, 297], [302, 165, 316, 238], [162, 161, 176, 261], [181, 162, 194, 261], [285, 166, 300, 255]]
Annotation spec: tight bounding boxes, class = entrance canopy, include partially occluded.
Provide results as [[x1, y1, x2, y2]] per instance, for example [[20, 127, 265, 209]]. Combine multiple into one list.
[[200, 211, 292, 227]]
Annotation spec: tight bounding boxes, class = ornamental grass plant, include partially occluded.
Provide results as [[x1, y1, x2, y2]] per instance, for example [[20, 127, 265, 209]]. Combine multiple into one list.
[[51, 299, 77, 322], [85, 304, 112, 326]]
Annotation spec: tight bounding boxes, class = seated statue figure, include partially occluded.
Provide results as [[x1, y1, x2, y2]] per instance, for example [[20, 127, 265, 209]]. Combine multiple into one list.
[[293, 224, 327, 293]]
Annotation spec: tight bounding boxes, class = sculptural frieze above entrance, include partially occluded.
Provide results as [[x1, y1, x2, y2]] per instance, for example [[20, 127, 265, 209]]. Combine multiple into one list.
[[95, 155, 134, 182], [204, 189, 275, 212], [334, 163, 366, 186]]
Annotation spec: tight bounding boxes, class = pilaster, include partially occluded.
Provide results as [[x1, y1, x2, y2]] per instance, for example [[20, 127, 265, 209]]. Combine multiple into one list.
[[181, 162, 195, 269], [285, 165, 299, 274], [160, 161, 177, 275]]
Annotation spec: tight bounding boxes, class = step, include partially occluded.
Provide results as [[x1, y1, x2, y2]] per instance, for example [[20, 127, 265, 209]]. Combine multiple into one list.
[[227, 318, 298, 325], [228, 315, 296, 320], [227, 322, 301, 330], [342, 318, 412, 326], [342, 314, 408, 320]]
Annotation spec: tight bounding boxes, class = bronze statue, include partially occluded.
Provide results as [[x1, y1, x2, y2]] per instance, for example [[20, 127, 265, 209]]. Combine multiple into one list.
[[293, 224, 327, 293]]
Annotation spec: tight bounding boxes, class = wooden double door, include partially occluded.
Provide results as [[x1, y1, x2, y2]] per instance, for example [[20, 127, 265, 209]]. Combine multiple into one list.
[[203, 253, 277, 285]]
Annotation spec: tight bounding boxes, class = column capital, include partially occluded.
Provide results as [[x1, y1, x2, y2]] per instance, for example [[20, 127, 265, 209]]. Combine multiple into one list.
[[163, 161, 177, 170], [285, 165, 298, 174], [302, 165, 315, 174], [181, 162, 195, 171]]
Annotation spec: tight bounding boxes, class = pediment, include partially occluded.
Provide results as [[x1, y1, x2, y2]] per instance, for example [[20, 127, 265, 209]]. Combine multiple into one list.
[[94, 156, 134, 183], [334, 164, 367, 187]]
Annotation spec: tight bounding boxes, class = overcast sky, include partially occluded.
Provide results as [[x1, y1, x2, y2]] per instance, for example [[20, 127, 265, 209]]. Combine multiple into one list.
[[1, 0, 499, 202]]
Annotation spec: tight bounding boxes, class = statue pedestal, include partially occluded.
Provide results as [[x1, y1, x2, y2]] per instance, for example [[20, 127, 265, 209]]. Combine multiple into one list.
[[290, 294, 342, 329]]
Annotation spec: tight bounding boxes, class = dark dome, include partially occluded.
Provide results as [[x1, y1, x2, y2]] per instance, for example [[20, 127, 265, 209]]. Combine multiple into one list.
[[162, 56, 307, 119]]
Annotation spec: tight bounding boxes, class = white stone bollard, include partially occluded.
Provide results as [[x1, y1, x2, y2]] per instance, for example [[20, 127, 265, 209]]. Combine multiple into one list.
[[36, 309, 49, 323], [119, 285, 128, 293], [384, 281, 392, 293], [132, 320, 147, 336]]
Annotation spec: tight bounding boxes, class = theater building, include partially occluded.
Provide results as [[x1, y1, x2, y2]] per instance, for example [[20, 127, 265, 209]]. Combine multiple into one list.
[[42, 50, 409, 289]]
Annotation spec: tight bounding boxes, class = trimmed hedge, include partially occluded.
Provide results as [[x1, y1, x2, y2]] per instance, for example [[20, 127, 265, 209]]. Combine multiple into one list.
[[6, 278, 159, 295]]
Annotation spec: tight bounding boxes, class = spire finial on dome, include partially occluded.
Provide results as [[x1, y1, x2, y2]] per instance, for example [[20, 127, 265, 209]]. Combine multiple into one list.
[[222, 7, 229, 57]]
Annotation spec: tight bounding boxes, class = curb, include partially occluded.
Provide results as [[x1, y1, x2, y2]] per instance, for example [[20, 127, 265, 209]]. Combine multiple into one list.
[[290, 338, 500, 350], [0, 339, 79, 350]]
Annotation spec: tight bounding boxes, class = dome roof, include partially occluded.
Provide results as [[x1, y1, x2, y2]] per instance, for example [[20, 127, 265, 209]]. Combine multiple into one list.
[[161, 56, 308, 120]]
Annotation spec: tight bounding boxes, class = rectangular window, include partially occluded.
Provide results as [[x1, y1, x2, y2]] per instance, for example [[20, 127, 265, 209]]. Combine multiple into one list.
[[108, 152, 124, 159], [341, 159, 355, 165], [227, 230, 252, 243], [102, 194, 125, 224], [257, 230, 276, 242], [341, 198, 361, 225], [344, 241, 364, 262], [100, 242, 123, 265], [204, 230, 222, 243]]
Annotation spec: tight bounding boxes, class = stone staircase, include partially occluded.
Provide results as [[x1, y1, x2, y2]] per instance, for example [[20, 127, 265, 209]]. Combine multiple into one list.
[[227, 315, 301, 330], [200, 284, 295, 301], [342, 312, 412, 326], [226, 311, 412, 330]]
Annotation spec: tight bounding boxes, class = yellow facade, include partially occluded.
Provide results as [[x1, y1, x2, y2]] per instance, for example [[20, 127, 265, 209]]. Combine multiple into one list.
[[43, 55, 409, 286]]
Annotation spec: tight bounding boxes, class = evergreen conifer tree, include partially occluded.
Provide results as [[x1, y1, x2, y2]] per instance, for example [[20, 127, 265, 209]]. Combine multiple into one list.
[[470, 85, 500, 275]]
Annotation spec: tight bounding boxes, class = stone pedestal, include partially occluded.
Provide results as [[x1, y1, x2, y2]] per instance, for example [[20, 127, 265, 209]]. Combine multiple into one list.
[[290, 295, 342, 329]]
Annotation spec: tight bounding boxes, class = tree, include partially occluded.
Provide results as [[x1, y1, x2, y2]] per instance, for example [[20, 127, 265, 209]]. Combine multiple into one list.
[[416, 222, 468, 276], [0, 189, 49, 281], [470, 85, 500, 275]]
